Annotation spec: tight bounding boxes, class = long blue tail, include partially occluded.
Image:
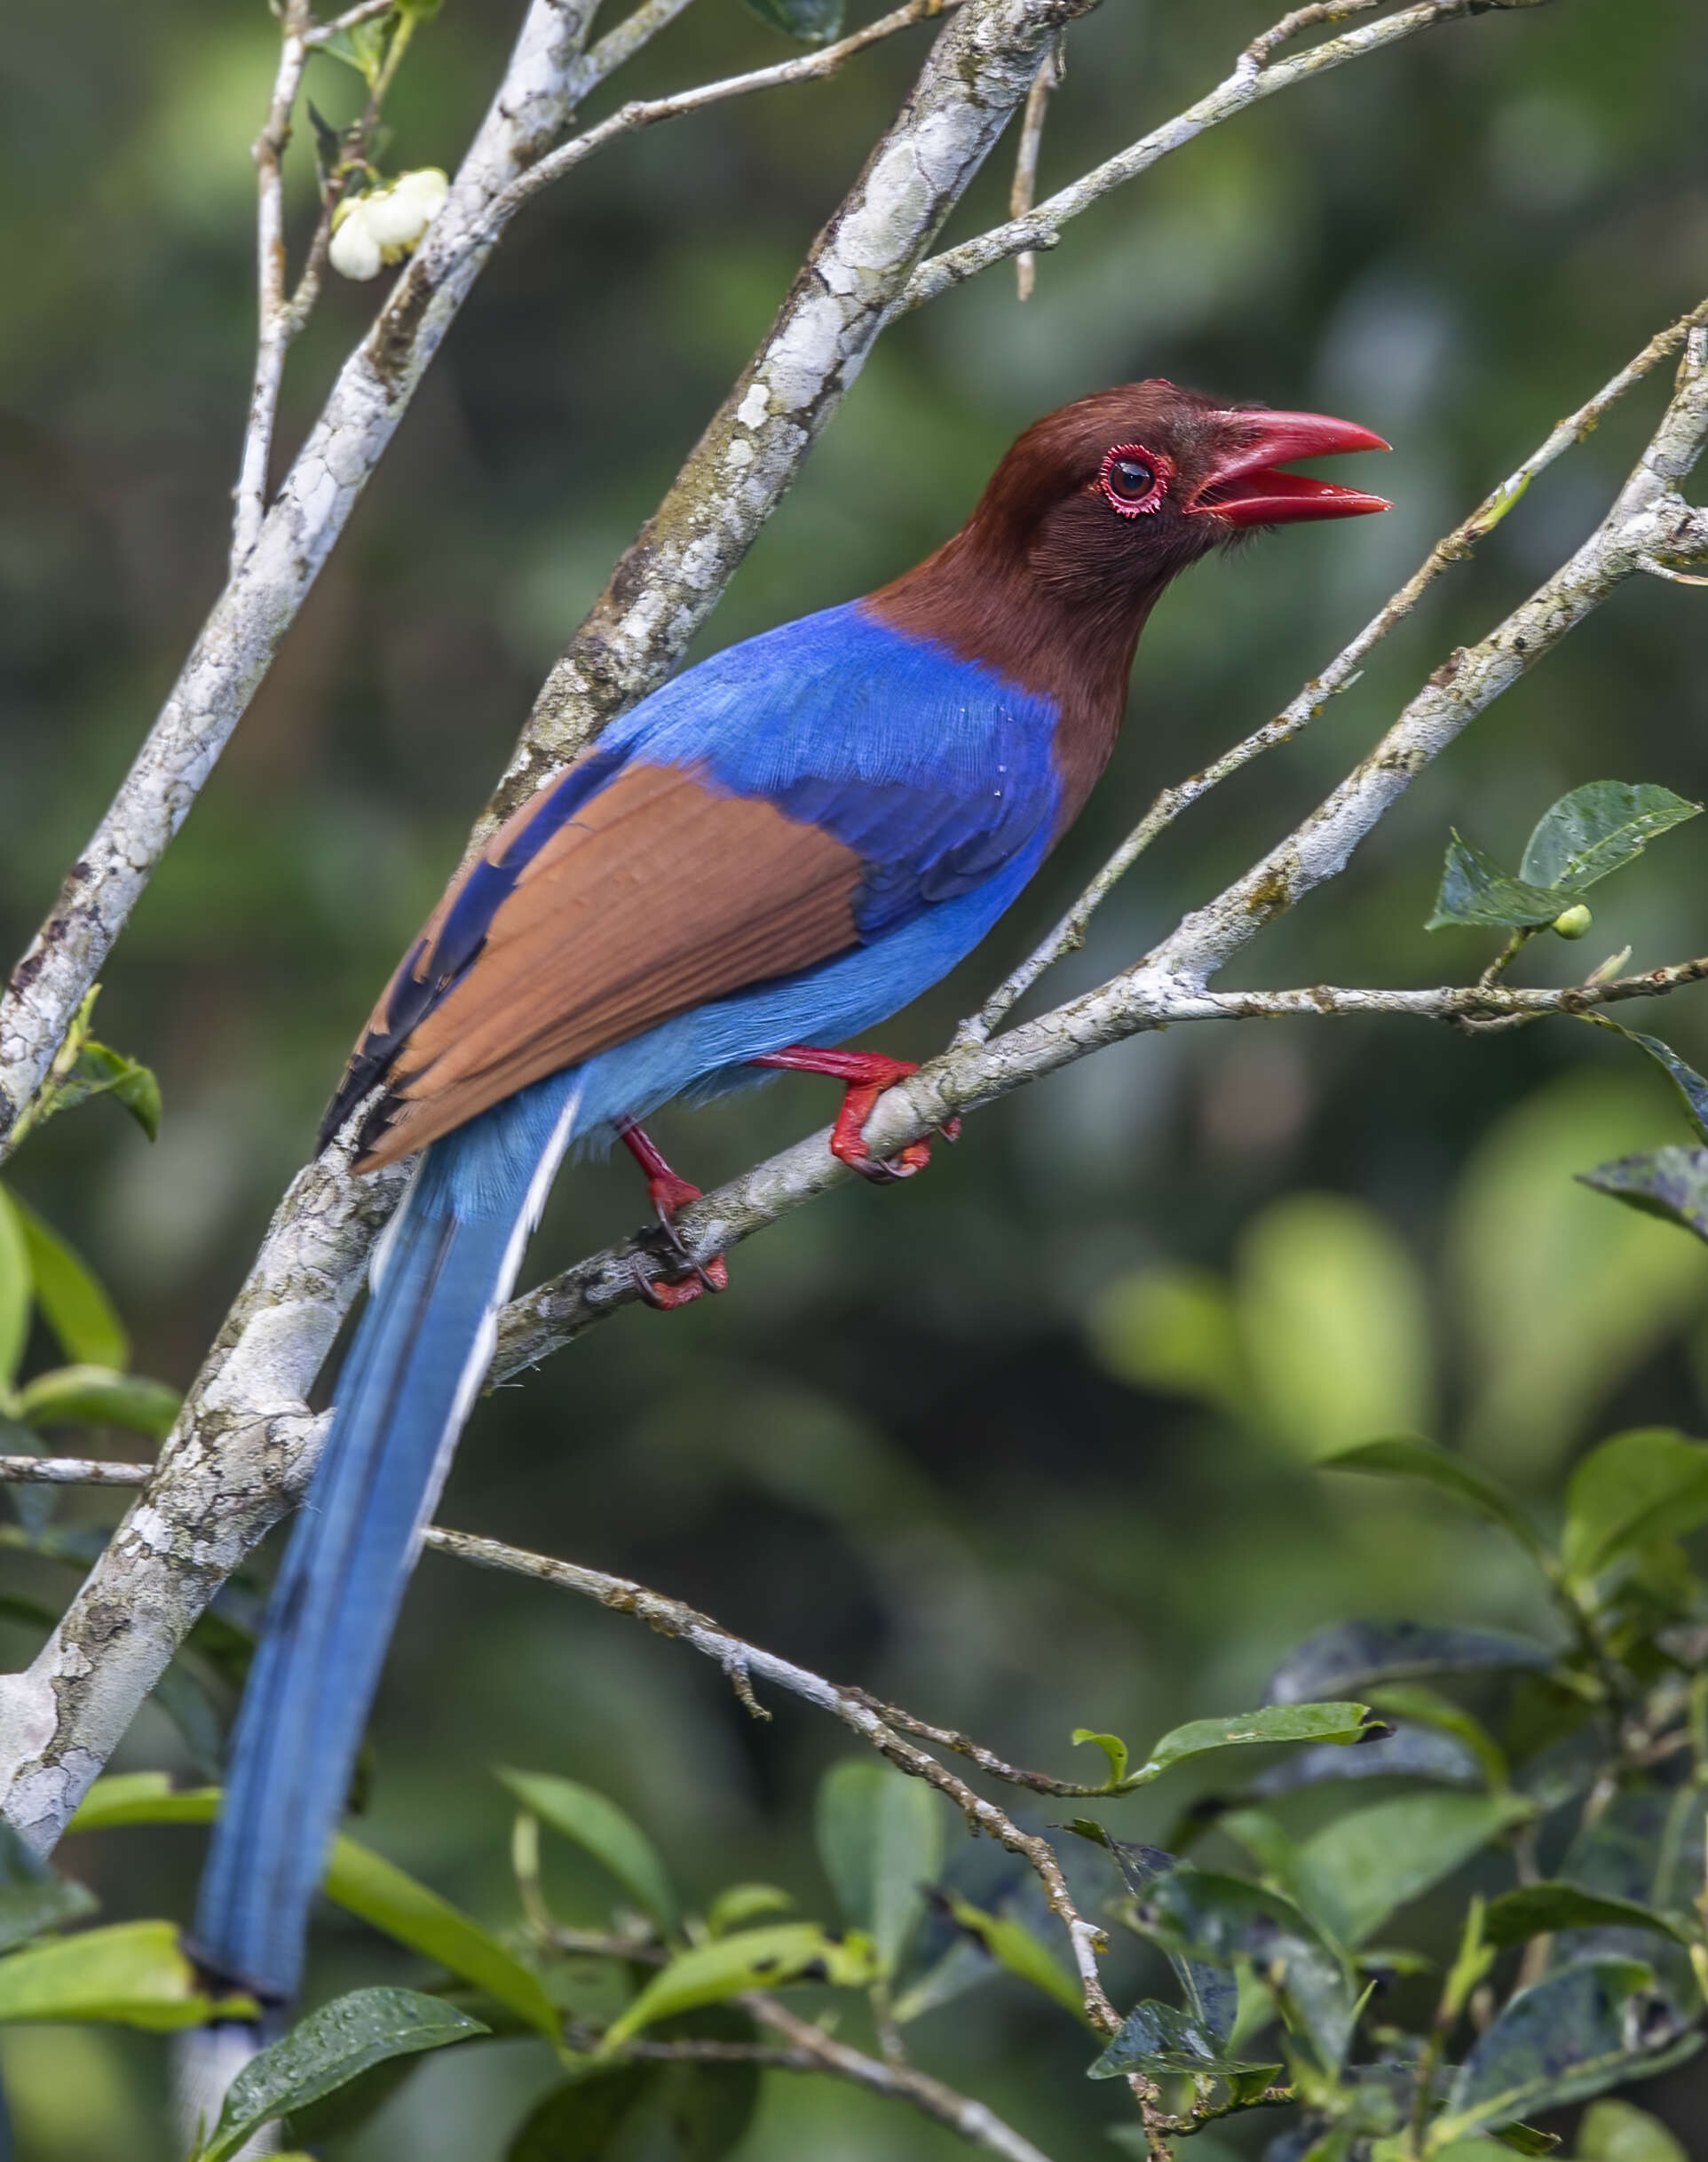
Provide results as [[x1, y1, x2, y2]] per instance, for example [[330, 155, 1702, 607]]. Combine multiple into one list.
[[193, 1073, 581, 2007]]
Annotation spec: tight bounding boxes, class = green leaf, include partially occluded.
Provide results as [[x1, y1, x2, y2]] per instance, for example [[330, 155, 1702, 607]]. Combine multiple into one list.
[[199, 1988, 486, 2162], [1364, 1684, 1508, 1789], [151, 1658, 226, 1782], [655, 2010, 763, 2162], [0, 1188, 28, 1392], [16, 1365, 179, 1438], [496, 1770, 676, 1930], [1436, 1960, 1692, 2141], [1087, 1998, 1279, 2084], [1087, 1263, 1244, 1411], [706, 1883, 794, 1936], [4, 1192, 128, 1367], [1068, 1829, 1236, 2039], [1319, 1437, 1547, 1564], [1071, 1730, 1129, 1788], [741, 0, 843, 42], [57, 1041, 162, 1141], [1579, 1146, 1708, 1246], [1267, 1620, 1557, 1705], [1287, 1791, 1533, 1947], [68, 1774, 220, 1830], [1428, 832, 1583, 931], [325, 1836, 560, 2039], [814, 1760, 942, 1974], [0, 1919, 249, 2030], [1519, 783, 1701, 892], [1586, 1026, 1708, 1145], [0, 1823, 97, 1953], [1122, 1701, 1374, 1789], [1562, 1428, 1708, 1586], [1574, 2099, 1689, 2161], [1483, 1884, 1695, 1951], [506, 2065, 656, 2162], [320, 20, 391, 83], [1127, 1869, 1358, 2070], [934, 1889, 1087, 2023], [601, 1924, 879, 2050]]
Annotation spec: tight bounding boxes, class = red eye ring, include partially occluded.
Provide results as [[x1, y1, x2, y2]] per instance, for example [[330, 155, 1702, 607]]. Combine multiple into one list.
[[1098, 441, 1172, 518]]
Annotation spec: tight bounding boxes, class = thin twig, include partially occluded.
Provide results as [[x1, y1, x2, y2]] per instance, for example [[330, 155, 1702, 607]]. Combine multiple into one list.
[[960, 289, 1708, 1043], [903, 0, 1554, 311], [1242, 0, 1383, 69], [1008, 37, 1062, 302], [306, 0, 398, 43], [477, 0, 960, 237], [230, 0, 314, 571]]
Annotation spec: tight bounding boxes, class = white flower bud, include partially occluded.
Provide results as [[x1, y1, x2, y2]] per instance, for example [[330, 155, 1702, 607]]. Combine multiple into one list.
[[328, 200, 384, 282], [363, 168, 450, 256]]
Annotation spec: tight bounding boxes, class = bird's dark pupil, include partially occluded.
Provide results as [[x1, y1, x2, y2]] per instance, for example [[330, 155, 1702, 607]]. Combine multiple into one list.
[[1112, 458, 1154, 498]]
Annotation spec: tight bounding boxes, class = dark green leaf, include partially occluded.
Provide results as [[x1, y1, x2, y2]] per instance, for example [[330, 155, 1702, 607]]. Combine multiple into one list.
[[814, 1759, 942, 1974], [506, 2065, 656, 2162], [0, 1823, 96, 1953], [200, 1988, 486, 2162], [1562, 1429, 1708, 1587], [1579, 1146, 1708, 1245], [1067, 1829, 1235, 2039], [0, 1188, 28, 1391], [1483, 1884, 1694, 1950], [1251, 1727, 1483, 1797], [603, 1925, 880, 2049], [1427, 832, 1583, 931], [0, 1416, 56, 1541], [932, 1890, 1086, 2023], [741, 0, 843, 41], [1087, 1998, 1279, 2084], [285, 2051, 426, 2147], [1553, 1784, 1707, 2003], [0, 1919, 249, 2030], [320, 20, 391, 83], [1437, 1960, 1690, 2139], [1265, 1620, 1556, 1705], [1122, 1702, 1374, 1789], [1130, 1869, 1358, 2070], [1288, 1793, 1532, 1946], [1519, 784, 1700, 892], [4, 1192, 128, 1367], [660, 2014, 763, 2162], [1575, 2099, 1688, 2161], [16, 1365, 179, 1438], [325, 1836, 560, 2039], [1318, 1437, 1547, 1564], [1587, 1026, 1708, 1144], [497, 1769, 676, 1930], [1363, 1683, 1507, 1788]]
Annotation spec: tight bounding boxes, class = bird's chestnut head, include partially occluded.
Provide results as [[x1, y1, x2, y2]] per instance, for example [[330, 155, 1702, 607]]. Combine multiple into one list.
[[970, 380, 1390, 610]]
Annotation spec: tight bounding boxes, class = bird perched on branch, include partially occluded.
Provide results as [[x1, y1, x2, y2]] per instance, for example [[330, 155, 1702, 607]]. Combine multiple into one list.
[[192, 381, 1388, 2015]]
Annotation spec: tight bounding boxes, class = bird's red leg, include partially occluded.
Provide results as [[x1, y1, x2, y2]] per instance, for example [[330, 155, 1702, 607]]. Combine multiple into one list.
[[616, 1120, 729, 1311], [749, 1046, 961, 1183]]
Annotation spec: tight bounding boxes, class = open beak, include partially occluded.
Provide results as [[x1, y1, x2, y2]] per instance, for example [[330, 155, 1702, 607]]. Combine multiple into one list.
[[1188, 410, 1392, 527]]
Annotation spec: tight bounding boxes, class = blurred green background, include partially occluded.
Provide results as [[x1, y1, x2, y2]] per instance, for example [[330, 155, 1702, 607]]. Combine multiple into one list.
[[4, 0, 1708, 2153]]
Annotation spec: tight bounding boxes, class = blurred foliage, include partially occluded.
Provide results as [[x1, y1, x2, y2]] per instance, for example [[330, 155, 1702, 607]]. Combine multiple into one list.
[[3, 0, 1708, 2153]]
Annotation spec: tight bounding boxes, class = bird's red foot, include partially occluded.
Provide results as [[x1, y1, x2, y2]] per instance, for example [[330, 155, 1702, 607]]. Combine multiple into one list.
[[748, 1046, 961, 1183], [617, 1121, 729, 1310]]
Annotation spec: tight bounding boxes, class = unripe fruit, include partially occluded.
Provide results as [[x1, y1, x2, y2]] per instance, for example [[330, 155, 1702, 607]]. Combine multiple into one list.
[[1551, 902, 1593, 939]]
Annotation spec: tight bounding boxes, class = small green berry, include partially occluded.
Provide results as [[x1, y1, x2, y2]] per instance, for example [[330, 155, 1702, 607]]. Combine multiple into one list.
[[1551, 902, 1593, 939]]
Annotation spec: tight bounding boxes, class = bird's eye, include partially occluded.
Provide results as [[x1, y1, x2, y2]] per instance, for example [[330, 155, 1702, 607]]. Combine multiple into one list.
[[1098, 442, 1168, 517]]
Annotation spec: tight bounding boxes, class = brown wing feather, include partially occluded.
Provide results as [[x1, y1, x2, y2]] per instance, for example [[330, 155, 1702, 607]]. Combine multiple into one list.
[[353, 762, 864, 1169]]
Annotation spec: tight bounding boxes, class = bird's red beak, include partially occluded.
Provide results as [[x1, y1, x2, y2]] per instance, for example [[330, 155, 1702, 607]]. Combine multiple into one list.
[[1188, 410, 1392, 527]]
